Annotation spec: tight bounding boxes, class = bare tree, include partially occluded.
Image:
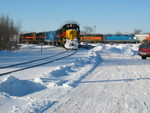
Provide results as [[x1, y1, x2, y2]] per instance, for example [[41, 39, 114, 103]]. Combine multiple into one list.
[[82, 26, 94, 35], [0, 15, 20, 50], [143, 32, 150, 34], [116, 31, 122, 35], [134, 29, 142, 34]]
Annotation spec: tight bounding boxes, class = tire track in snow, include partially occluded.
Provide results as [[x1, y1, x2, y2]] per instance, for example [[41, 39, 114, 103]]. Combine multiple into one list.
[[48, 63, 114, 113], [47, 52, 150, 113]]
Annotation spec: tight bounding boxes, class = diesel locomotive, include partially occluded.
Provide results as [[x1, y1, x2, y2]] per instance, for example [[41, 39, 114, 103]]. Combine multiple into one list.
[[56, 23, 80, 49]]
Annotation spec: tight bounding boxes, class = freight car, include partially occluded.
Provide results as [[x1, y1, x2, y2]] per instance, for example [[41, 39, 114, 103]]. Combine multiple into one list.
[[80, 34, 103, 43], [103, 34, 139, 43]]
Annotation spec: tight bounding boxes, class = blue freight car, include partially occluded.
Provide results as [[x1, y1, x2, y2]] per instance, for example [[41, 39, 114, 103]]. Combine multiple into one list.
[[45, 31, 58, 45], [104, 34, 139, 43]]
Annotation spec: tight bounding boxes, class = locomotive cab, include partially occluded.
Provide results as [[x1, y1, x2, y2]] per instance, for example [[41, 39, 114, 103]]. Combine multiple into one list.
[[57, 23, 80, 49]]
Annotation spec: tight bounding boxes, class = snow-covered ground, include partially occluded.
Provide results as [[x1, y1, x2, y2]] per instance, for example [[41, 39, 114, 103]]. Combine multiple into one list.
[[1, 43, 150, 113]]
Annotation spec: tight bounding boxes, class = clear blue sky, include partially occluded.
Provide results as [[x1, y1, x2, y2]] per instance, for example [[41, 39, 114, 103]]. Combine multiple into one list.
[[0, 0, 150, 34]]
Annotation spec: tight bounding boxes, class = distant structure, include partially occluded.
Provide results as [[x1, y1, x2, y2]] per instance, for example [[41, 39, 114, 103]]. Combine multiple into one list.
[[134, 34, 149, 42]]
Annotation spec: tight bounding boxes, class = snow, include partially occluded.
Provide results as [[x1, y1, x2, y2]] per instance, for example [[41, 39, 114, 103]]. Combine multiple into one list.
[[64, 39, 79, 49], [1, 43, 150, 113]]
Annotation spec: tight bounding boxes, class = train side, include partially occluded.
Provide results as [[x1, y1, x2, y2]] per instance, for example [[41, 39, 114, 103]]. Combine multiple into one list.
[[36, 32, 46, 43], [45, 31, 57, 45], [19, 32, 36, 44], [80, 34, 103, 43], [80, 34, 139, 43], [103, 34, 139, 43]]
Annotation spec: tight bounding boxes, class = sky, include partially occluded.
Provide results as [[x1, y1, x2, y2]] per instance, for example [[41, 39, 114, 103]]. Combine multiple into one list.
[[0, 0, 150, 34]]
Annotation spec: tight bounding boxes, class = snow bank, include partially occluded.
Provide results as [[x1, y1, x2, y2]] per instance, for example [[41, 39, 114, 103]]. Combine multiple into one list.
[[0, 44, 143, 113], [33, 44, 138, 88], [10, 98, 57, 113], [93, 44, 139, 56], [0, 44, 139, 97], [35, 48, 103, 88], [0, 76, 46, 97], [64, 39, 79, 49]]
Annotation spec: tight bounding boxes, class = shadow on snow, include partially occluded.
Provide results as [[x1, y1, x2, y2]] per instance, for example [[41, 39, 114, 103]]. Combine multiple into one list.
[[81, 77, 150, 84]]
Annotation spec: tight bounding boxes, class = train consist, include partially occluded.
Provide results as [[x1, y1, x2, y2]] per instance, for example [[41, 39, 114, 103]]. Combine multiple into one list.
[[80, 34, 140, 43], [19, 23, 150, 49], [20, 23, 80, 49]]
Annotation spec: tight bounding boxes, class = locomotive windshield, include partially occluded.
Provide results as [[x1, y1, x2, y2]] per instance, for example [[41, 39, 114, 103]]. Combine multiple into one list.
[[62, 24, 79, 31]]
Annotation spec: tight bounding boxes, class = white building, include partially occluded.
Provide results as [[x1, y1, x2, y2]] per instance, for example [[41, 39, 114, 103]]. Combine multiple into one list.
[[134, 34, 149, 42]]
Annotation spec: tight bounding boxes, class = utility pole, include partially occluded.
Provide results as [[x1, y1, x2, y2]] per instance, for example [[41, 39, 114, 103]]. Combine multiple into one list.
[[40, 43, 44, 54], [94, 25, 96, 36]]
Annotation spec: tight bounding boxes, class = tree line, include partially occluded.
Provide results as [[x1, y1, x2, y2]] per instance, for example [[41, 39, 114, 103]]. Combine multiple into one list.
[[0, 15, 20, 50]]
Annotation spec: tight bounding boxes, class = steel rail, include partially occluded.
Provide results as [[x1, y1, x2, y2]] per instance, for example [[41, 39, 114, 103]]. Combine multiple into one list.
[[0, 50, 77, 76], [0, 50, 68, 69]]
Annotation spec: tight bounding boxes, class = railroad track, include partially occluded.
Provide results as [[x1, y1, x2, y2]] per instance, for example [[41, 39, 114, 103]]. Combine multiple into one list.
[[0, 50, 68, 69], [0, 50, 77, 76]]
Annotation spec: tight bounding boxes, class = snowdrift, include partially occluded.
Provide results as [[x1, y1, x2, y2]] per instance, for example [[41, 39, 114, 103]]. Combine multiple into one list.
[[0, 44, 141, 113]]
